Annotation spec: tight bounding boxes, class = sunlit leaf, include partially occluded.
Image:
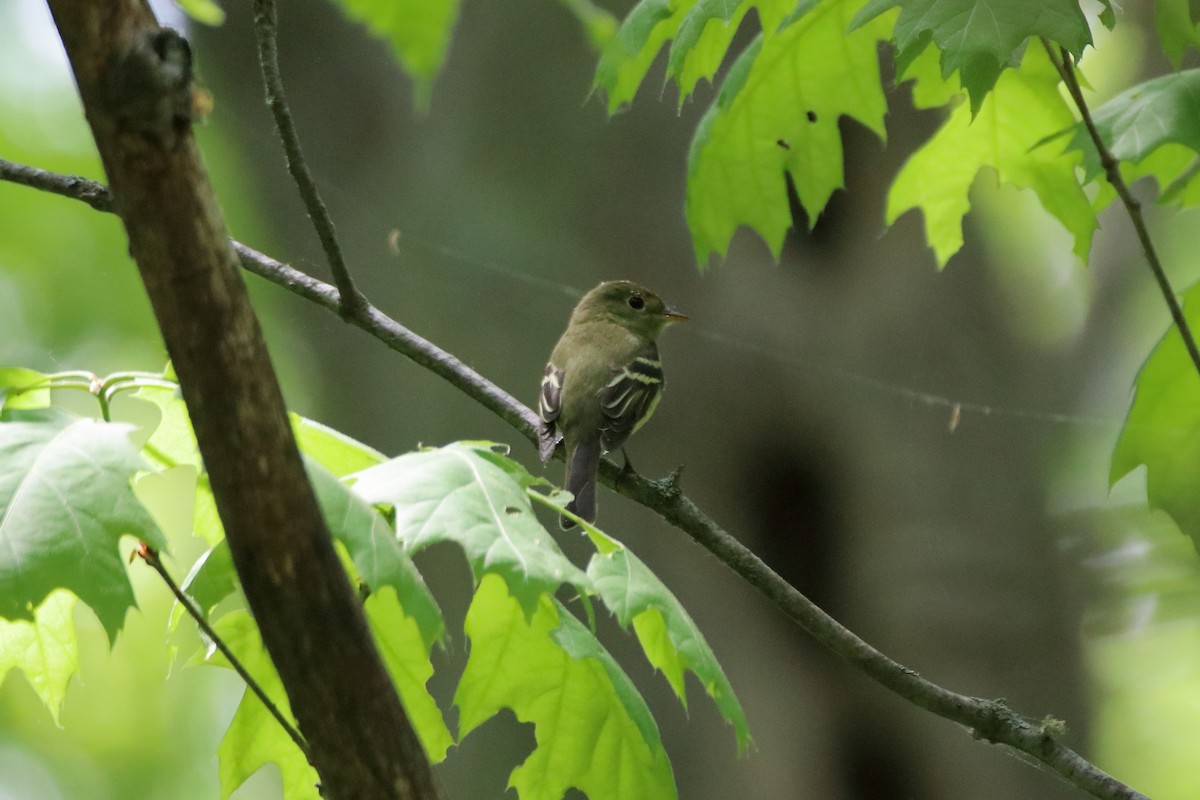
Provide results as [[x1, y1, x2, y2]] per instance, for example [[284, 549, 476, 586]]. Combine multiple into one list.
[[309, 459, 444, 648], [192, 481, 223, 545], [588, 546, 750, 752], [901, 35, 963, 109], [687, 0, 892, 263], [292, 414, 386, 477], [456, 575, 676, 800], [593, 0, 681, 113], [667, 0, 751, 104], [0, 367, 50, 413], [0, 589, 78, 722], [133, 382, 200, 470], [208, 612, 319, 800], [349, 442, 590, 617], [173, 457, 446, 650], [491, 450, 751, 750], [887, 46, 1095, 266], [594, 0, 801, 112], [133, 464, 198, 543], [365, 586, 453, 761], [0, 408, 166, 642], [1111, 281, 1200, 547], [211, 594, 450, 798]]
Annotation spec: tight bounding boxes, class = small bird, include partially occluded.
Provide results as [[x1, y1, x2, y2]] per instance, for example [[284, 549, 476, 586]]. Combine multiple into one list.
[[538, 280, 688, 528]]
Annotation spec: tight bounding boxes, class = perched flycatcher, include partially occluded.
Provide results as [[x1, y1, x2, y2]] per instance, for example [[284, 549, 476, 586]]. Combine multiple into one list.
[[537, 280, 688, 528]]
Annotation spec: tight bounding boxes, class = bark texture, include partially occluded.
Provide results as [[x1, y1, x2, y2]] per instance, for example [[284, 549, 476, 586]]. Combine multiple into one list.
[[45, 3, 439, 798]]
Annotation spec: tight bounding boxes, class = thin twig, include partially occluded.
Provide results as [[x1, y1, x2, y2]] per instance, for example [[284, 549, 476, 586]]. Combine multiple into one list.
[[132, 542, 311, 757], [251, 0, 366, 318], [0, 159, 1147, 800], [0, 160, 112, 211], [1043, 39, 1200, 378]]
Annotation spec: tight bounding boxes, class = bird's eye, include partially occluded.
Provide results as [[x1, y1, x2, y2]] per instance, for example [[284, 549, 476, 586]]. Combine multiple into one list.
[[627, 295, 645, 310]]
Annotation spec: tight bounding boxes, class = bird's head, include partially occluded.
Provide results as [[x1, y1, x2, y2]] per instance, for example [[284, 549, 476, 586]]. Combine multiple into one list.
[[572, 280, 689, 339]]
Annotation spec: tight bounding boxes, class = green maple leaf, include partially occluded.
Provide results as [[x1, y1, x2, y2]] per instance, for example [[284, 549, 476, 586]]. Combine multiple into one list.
[[128, 382, 225, 563], [588, 545, 750, 753], [132, 382, 201, 470], [364, 586, 454, 761], [1156, 0, 1200, 67], [1111, 282, 1200, 547], [852, 0, 1092, 112], [211, 599, 451, 800], [327, 0, 461, 107], [593, 0, 683, 113], [190, 483, 223, 545], [1065, 70, 1200, 182], [135, 384, 428, 637], [138, 374, 388, 545], [208, 611, 319, 800], [887, 45, 1095, 266], [136, 378, 382, 477], [687, 0, 893, 264], [489, 449, 751, 751], [667, 0, 751, 104], [456, 574, 676, 800], [309, 459, 444, 648], [0, 367, 50, 414], [348, 442, 590, 617], [293, 414, 387, 476], [0, 408, 166, 642], [174, 457, 445, 649], [175, 539, 237, 628], [595, 0, 805, 112], [1131, 144, 1200, 208], [0, 589, 78, 722]]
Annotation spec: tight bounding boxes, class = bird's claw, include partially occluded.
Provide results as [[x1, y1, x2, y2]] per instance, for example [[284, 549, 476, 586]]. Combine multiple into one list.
[[653, 465, 685, 498]]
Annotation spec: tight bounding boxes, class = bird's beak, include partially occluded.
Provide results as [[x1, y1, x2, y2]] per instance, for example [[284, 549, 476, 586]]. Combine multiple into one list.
[[663, 307, 690, 323]]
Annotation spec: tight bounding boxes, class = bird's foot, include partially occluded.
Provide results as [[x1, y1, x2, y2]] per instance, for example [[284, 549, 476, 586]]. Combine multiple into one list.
[[615, 448, 637, 490], [652, 465, 685, 499]]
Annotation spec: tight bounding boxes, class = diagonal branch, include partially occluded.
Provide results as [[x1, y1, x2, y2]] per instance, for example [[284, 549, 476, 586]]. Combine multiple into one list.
[[0, 157, 1147, 800], [252, 0, 366, 317], [1043, 40, 1200, 379]]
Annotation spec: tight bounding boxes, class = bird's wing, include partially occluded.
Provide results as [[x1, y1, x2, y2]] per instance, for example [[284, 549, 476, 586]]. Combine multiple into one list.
[[537, 362, 564, 462], [598, 343, 663, 453]]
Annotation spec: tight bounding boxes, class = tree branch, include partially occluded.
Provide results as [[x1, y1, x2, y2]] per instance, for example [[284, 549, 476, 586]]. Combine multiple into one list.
[[0, 155, 1146, 800], [35, 6, 438, 798], [252, 0, 366, 318], [1043, 40, 1200, 379], [0, 159, 113, 212]]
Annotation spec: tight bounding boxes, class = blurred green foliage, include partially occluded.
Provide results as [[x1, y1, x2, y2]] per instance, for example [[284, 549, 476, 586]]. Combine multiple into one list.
[[0, 6, 288, 799], [8, 0, 1200, 798]]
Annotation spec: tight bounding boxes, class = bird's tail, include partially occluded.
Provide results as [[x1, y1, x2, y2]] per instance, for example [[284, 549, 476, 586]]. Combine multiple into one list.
[[562, 437, 601, 529]]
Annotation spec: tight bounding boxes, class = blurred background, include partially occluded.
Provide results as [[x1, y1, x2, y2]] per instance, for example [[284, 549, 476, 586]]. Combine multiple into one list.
[[3, 1, 1200, 798]]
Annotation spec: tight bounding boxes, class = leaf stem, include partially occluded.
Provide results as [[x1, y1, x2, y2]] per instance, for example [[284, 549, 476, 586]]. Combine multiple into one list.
[[251, 0, 366, 318], [4, 370, 176, 414], [133, 542, 310, 758], [1043, 39, 1200, 379], [0, 156, 1148, 800], [23, 377, 93, 394]]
